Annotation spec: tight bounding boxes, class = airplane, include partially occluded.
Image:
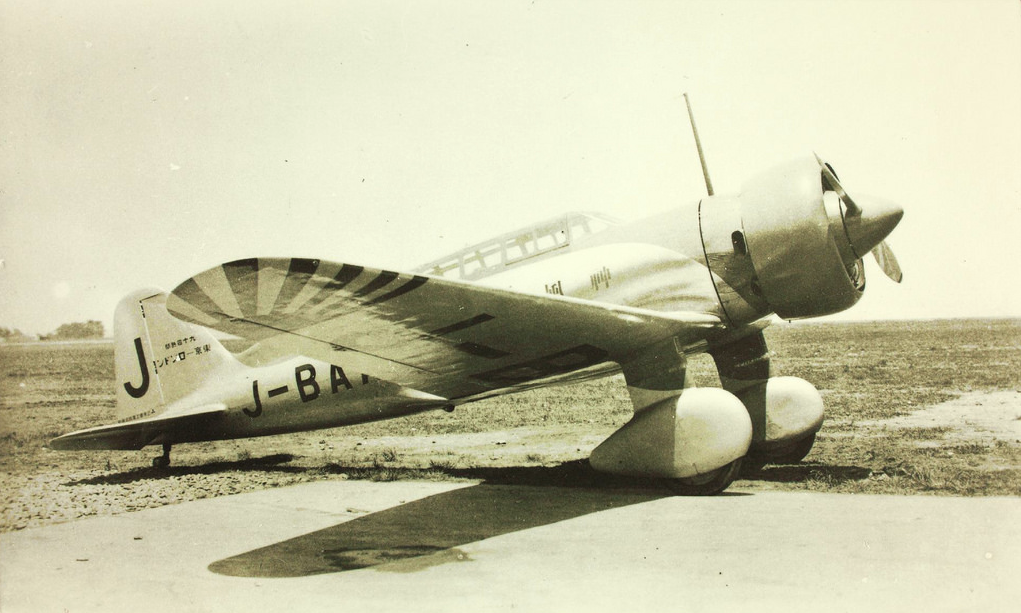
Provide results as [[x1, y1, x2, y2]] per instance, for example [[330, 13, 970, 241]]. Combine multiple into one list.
[[49, 100, 903, 495]]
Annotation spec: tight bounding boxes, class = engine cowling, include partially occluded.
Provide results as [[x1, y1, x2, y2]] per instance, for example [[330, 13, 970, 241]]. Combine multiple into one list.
[[589, 387, 752, 479], [699, 156, 903, 322], [740, 157, 863, 319]]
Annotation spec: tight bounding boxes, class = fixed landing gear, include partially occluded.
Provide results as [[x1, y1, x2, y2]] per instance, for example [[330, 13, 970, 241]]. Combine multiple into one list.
[[152, 444, 172, 469], [767, 433, 817, 464], [743, 433, 818, 474], [663, 459, 743, 496]]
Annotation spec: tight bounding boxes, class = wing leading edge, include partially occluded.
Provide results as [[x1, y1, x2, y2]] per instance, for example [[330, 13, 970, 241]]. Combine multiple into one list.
[[167, 257, 722, 400]]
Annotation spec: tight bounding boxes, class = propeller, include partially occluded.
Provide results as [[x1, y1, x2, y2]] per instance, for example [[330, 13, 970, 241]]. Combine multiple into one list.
[[871, 240, 903, 283], [816, 155, 906, 284], [817, 154, 861, 216], [815, 153, 904, 284]]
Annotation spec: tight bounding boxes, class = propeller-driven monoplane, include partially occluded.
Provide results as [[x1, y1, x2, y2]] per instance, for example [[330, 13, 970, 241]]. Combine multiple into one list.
[[51, 100, 903, 495]]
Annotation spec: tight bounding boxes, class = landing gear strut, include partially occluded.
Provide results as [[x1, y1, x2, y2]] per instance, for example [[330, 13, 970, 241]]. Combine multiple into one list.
[[152, 443, 171, 469]]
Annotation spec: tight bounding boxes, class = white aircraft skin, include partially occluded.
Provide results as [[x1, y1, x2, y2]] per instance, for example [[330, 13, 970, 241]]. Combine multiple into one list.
[[50, 152, 903, 496]]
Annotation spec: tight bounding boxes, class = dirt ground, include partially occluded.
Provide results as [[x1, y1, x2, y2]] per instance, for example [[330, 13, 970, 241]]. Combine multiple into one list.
[[1, 318, 1019, 532], [862, 390, 1021, 444]]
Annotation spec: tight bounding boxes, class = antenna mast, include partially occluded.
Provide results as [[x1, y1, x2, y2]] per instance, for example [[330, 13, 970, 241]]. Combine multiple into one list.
[[683, 93, 714, 197]]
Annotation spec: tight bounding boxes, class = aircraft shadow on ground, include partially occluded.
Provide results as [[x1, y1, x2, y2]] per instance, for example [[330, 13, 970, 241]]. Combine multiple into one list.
[[64, 453, 302, 486], [67, 453, 871, 489], [66, 454, 870, 578], [208, 463, 671, 579], [203, 460, 871, 579], [745, 463, 873, 484]]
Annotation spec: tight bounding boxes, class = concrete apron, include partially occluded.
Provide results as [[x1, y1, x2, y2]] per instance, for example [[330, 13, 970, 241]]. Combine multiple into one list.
[[2, 480, 1018, 613]]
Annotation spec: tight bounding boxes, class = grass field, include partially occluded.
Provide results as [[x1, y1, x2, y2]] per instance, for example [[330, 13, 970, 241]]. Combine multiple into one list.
[[1, 319, 1019, 531]]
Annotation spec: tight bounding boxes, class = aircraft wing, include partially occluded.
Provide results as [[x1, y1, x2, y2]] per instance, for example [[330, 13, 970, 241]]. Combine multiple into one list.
[[48, 404, 229, 451], [166, 258, 722, 400]]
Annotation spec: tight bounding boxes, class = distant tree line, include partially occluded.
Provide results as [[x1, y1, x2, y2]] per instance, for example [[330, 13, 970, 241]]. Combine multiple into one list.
[[0, 327, 30, 341], [38, 321, 106, 341], [1, 321, 106, 342]]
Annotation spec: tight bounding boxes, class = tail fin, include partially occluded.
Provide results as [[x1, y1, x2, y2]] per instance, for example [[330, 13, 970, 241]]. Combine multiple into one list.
[[114, 288, 239, 422]]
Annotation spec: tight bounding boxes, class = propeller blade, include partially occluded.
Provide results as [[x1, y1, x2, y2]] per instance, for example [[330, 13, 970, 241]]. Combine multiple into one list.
[[815, 153, 861, 216], [871, 241, 903, 283]]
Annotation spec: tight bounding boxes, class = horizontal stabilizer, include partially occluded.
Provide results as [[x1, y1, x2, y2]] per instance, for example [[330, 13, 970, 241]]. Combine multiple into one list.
[[48, 404, 228, 451]]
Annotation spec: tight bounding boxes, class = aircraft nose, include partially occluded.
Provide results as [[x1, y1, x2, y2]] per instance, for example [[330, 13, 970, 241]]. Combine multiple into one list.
[[844, 195, 904, 258]]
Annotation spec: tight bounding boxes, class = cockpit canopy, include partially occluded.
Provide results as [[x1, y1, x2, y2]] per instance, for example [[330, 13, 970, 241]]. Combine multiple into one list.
[[414, 212, 619, 281]]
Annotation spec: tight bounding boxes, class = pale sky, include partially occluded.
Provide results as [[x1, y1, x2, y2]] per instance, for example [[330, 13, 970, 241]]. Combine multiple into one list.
[[1, 0, 1019, 336]]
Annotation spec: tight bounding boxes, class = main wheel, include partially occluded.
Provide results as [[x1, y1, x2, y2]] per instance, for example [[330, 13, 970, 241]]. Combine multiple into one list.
[[663, 459, 743, 496], [766, 433, 816, 464], [741, 433, 817, 476]]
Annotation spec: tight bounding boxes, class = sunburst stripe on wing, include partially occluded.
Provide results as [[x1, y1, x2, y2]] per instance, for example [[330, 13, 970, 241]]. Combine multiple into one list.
[[191, 264, 245, 318], [388, 312, 508, 360], [421, 313, 507, 359], [172, 277, 230, 323], [165, 291, 221, 327], [428, 314, 495, 336], [351, 270, 400, 298], [221, 258, 259, 317], [453, 342, 510, 359], [284, 260, 346, 315], [364, 275, 429, 306], [256, 258, 289, 315], [470, 344, 608, 386], [309, 272, 424, 319], [303, 264, 365, 313], [225, 315, 441, 375], [268, 258, 319, 315]]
